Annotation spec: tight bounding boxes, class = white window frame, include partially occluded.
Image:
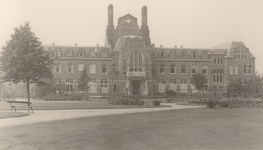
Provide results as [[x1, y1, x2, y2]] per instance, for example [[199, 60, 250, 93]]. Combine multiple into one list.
[[191, 66, 197, 74], [160, 64, 165, 74], [54, 63, 61, 73], [67, 62, 73, 73], [78, 63, 84, 73], [101, 63, 107, 74], [181, 64, 187, 74], [88, 81, 97, 93], [65, 79, 74, 93], [100, 80, 108, 93], [170, 64, 176, 74], [158, 81, 166, 93], [89, 64, 96, 74]]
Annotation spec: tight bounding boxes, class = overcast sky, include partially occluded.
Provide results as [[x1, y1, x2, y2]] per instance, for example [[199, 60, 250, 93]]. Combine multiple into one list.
[[1, 0, 263, 74]]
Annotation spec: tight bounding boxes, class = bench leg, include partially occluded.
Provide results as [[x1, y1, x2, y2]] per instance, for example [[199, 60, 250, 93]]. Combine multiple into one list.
[[28, 107, 34, 113], [11, 106, 16, 112]]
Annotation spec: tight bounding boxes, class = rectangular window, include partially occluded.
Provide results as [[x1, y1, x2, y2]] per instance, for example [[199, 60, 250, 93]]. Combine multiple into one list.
[[169, 81, 177, 91], [214, 75, 216, 82], [112, 63, 117, 70], [158, 81, 166, 93], [214, 58, 216, 64], [202, 69, 207, 75], [90, 64, 96, 74], [78, 63, 84, 73], [66, 79, 73, 93], [54, 63, 61, 73], [180, 79, 187, 93], [101, 63, 107, 74], [248, 65, 252, 74], [67, 62, 73, 73], [170, 64, 176, 74], [100, 80, 108, 93], [88, 81, 97, 93], [220, 75, 223, 82], [217, 75, 219, 82], [244, 65, 247, 74], [220, 87, 223, 91], [113, 84, 117, 93], [191, 66, 197, 74], [181, 64, 186, 74], [204, 85, 208, 92], [221, 58, 223, 64], [160, 64, 165, 74]]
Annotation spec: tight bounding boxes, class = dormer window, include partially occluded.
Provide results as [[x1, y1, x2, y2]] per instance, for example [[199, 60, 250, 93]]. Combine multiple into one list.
[[202, 51, 207, 58], [181, 51, 186, 58], [192, 52, 197, 58], [101, 50, 107, 58], [66, 50, 73, 57], [78, 49, 85, 57], [171, 51, 176, 58], [90, 51, 95, 57], [55, 50, 61, 57], [160, 52, 165, 58]]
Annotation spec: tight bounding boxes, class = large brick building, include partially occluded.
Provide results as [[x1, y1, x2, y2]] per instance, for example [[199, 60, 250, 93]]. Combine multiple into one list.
[[43, 4, 255, 97]]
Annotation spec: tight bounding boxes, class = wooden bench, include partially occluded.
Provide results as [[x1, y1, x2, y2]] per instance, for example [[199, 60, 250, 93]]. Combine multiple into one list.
[[89, 96, 103, 102], [7, 101, 34, 113]]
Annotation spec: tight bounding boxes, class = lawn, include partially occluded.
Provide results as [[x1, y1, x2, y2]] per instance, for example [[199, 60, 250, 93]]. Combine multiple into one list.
[[1, 107, 263, 150]]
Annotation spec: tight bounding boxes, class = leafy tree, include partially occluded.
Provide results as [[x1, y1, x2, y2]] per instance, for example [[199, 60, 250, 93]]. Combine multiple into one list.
[[255, 71, 263, 82], [191, 72, 206, 97], [0, 22, 54, 101], [37, 79, 56, 97], [78, 68, 90, 99], [227, 79, 243, 97]]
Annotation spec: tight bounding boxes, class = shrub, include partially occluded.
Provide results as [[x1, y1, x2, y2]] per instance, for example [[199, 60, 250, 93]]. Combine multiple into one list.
[[153, 100, 162, 106], [45, 94, 83, 101], [206, 98, 217, 108], [166, 90, 177, 97], [108, 96, 145, 106]]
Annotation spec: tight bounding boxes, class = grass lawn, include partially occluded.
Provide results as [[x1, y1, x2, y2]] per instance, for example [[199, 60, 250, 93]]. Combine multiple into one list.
[[1, 107, 263, 150]]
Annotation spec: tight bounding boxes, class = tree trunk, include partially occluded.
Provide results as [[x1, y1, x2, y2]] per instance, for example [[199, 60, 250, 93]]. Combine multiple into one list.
[[26, 77, 30, 102]]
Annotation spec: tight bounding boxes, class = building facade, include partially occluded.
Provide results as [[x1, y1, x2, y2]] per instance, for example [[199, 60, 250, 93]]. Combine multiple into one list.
[[44, 4, 255, 97]]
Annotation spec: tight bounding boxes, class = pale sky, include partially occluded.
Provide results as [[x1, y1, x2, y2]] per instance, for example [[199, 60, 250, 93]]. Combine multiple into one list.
[[1, 0, 263, 74]]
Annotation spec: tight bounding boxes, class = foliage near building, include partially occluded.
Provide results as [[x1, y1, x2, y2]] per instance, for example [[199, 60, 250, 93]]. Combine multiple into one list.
[[0, 22, 54, 101]]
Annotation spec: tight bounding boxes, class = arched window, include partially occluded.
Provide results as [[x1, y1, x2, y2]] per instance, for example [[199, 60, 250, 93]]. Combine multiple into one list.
[[130, 51, 143, 72]]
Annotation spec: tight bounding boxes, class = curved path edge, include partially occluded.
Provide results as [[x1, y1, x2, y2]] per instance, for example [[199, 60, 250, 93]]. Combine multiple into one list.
[[0, 103, 204, 128]]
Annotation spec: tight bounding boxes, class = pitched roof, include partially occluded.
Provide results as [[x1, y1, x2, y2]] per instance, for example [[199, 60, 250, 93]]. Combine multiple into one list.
[[212, 41, 254, 58], [113, 35, 143, 51]]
